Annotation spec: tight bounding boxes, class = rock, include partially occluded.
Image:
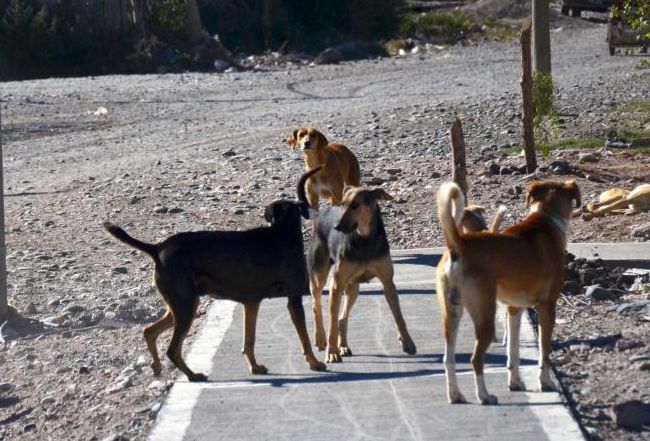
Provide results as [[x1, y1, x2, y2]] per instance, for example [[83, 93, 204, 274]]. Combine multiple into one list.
[[616, 339, 644, 351], [563, 280, 582, 295], [631, 223, 650, 239], [55, 366, 72, 374], [486, 162, 501, 175], [48, 299, 61, 308], [578, 152, 600, 163], [549, 160, 573, 175], [41, 396, 56, 407], [612, 400, 650, 429], [63, 304, 85, 314], [629, 355, 650, 362], [586, 285, 616, 301], [315, 47, 343, 65], [43, 314, 68, 326], [153, 206, 168, 214], [79, 366, 90, 374], [112, 266, 128, 275], [222, 149, 236, 157], [213, 59, 231, 72], [148, 380, 165, 390], [167, 207, 184, 214], [23, 423, 37, 432], [580, 269, 599, 285], [24, 302, 38, 314], [616, 300, 650, 314], [0, 382, 14, 393]]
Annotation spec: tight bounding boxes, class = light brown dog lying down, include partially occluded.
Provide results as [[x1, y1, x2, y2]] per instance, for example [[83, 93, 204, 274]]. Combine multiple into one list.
[[582, 183, 650, 217], [285, 127, 361, 209], [436, 180, 580, 404]]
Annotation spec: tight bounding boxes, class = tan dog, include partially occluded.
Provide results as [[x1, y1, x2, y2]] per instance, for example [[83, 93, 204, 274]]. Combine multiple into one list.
[[285, 127, 361, 209], [583, 183, 650, 217], [306, 185, 416, 362], [436, 180, 580, 404]]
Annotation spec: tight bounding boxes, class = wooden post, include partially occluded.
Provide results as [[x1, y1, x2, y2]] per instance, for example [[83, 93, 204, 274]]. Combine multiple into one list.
[[449, 119, 468, 198], [532, 0, 552, 74], [520, 18, 537, 173], [0, 101, 7, 324]]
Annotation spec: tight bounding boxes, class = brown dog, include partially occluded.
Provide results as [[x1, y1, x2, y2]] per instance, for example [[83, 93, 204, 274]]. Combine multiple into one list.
[[285, 127, 361, 209], [436, 180, 580, 404], [306, 185, 416, 362]]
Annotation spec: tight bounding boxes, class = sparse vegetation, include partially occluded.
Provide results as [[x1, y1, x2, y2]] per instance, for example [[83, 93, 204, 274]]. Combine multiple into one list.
[[532, 71, 560, 158], [398, 11, 517, 45]]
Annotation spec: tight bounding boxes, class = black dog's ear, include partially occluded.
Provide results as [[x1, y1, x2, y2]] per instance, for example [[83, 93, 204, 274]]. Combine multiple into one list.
[[264, 202, 288, 225]]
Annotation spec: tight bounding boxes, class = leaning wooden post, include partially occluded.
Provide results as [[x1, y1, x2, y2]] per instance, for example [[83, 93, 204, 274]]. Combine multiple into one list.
[[520, 18, 537, 173], [0, 101, 7, 324], [449, 119, 468, 198]]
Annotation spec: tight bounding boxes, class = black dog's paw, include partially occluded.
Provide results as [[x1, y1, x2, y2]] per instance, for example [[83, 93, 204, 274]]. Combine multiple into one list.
[[189, 372, 209, 382]]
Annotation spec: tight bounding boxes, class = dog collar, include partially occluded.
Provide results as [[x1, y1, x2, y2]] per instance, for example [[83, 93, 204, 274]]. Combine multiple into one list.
[[542, 211, 568, 234]]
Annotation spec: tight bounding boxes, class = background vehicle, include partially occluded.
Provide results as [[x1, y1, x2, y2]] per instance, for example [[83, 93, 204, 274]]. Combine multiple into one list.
[[561, 0, 612, 17]]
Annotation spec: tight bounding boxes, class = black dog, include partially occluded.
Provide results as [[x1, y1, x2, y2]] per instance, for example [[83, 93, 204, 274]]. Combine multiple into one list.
[[104, 168, 326, 382], [305, 183, 417, 363]]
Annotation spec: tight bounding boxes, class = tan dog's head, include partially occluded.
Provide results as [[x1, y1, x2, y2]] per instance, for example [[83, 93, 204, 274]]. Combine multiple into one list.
[[284, 127, 328, 152], [335, 186, 393, 236], [527, 180, 581, 219], [459, 205, 488, 233]]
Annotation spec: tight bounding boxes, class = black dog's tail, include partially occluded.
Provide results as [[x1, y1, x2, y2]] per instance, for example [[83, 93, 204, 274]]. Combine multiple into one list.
[[103, 222, 160, 264], [296, 166, 322, 219]]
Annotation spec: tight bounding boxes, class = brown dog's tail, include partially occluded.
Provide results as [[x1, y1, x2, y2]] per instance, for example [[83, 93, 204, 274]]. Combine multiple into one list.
[[490, 205, 507, 233], [437, 182, 465, 252], [103, 222, 159, 264]]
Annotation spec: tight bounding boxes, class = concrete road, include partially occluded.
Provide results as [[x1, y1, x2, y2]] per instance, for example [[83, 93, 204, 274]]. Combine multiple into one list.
[[142, 246, 637, 441]]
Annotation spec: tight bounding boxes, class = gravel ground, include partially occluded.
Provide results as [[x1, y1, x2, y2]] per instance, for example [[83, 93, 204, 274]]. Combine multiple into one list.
[[1, 12, 649, 441]]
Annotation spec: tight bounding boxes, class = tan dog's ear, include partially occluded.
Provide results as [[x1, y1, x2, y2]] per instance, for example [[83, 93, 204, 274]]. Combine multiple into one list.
[[285, 130, 299, 150], [565, 180, 581, 208], [315, 130, 328, 148], [371, 188, 393, 201], [526, 182, 547, 206]]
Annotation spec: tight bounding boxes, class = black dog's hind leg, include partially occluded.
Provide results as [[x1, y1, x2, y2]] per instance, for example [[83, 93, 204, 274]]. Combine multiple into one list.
[[242, 301, 268, 374], [165, 296, 207, 382]]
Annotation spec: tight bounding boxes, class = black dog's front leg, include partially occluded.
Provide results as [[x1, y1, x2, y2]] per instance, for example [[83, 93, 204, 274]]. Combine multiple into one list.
[[287, 296, 327, 371]]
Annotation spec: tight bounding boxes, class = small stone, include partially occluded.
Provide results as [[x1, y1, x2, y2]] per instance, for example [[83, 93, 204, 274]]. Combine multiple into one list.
[[616, 339, 644, 351], [563, 280, 582, 295], [0, 382, 13, 393], [612, 400, 650, 429], [48, 299, 61, 308], [24, 302, 37, 315], [168, 207, 184, 214], [23, 423, 37, 433], [40, 396, 56, 407], [55, 366, 72, 374], [79, 366, 90, 374], [578, 152, 600, 163], [63, 304, 85, 314], [148, 380, 164, 390], [629, 355, 650, 362], [586, 285, 616, 301], [222, 149, 236, 157], [640, 362, 650, 371], [315, 47, 342, 65], [153, 206, 169, 214], [112, 266, 128, 275]]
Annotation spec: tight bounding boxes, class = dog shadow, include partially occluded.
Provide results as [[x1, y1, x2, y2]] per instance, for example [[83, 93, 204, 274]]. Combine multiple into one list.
[[393, 253, 442, 268], [237, 368, 443, 388]]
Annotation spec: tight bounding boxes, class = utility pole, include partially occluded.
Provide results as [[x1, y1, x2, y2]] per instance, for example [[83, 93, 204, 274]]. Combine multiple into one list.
[[0, 100, 7, 324], [532, 0, 552, 74]]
